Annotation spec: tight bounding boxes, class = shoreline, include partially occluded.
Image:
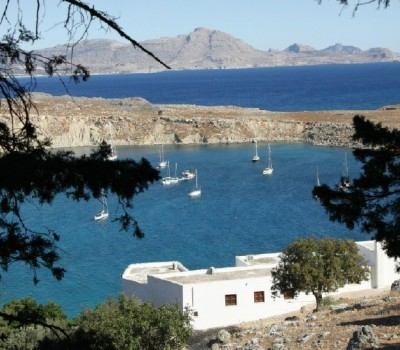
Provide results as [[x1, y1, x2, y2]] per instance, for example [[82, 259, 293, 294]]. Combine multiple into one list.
[[1, 93, 400, 149]]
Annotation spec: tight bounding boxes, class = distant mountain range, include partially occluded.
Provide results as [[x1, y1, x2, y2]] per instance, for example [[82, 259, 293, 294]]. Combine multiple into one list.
[[34, 27, 400, 74]]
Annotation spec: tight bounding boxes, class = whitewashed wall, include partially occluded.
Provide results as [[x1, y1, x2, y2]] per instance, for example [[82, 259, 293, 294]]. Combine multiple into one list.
[[122, 277, 149, 302], [356, 241, 398, 288], [180, 274, 315, 329], [146, 275, 183, 306], [121, 240, 398, 330]]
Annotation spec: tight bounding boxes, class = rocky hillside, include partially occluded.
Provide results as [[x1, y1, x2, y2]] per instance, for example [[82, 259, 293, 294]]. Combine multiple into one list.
[[187, 288, 400, 349], [31, 27, 400, 74], [1, 93, 399, 149]]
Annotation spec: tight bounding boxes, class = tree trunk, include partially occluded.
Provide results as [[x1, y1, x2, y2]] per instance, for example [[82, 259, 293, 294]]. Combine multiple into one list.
[[313, 292, 323, 312]]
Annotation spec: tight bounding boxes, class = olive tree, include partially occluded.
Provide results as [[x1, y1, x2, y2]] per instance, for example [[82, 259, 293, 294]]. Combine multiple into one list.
[[271, 237, 369, 311]]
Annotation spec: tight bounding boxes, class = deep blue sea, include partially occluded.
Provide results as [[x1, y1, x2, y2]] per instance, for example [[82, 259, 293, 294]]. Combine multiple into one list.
[[3, 63, 400, 318], [23, 62, 400, 111]]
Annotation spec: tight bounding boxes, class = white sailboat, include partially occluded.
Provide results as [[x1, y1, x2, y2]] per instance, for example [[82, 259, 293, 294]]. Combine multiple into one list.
[[94, 191, 109, 221], [158, 143, 167, 168], [161, 161, 173, 185], [342, 152, 350, 185], [181, 169, 195, 180], [181, 162, 195, 180], [188, 170, 201, 197], [169, 163, 180, 184], [316, 166, 321, 187], [314, 166, 321, 200], [262, 144, 273, 175], [337, 151, 351, 191], [107, 122, 118, 161], [252, 140, 260, 162]]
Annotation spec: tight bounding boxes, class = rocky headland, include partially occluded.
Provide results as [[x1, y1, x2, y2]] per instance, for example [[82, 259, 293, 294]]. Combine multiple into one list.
[[1, 93, 400, 149]]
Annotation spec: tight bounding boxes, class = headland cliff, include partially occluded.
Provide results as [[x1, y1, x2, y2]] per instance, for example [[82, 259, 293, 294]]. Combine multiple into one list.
[[1, 93, 399, 149]]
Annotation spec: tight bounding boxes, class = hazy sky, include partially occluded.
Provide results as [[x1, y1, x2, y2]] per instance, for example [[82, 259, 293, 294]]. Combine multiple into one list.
[[14, 0, 400, 52]]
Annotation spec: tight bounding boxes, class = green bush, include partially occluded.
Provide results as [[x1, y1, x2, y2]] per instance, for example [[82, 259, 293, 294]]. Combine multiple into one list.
[[1, 294, 193, 350], [0, 297, 69, 349], [71, 294, 193, 350]]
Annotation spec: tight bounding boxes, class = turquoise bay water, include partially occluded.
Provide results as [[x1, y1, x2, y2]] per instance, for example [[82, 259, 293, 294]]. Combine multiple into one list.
[[3, 143, 365, 317], [3, 63, 400, 317]]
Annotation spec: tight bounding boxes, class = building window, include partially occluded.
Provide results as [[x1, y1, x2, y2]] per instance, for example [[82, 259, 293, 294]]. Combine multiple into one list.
[[225, 294, 237, 306], [283, 290, 295, 299], [254, 291, 265, 303]]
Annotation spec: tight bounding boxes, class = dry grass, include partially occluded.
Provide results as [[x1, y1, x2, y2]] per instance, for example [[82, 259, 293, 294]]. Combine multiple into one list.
[[187, 289, 400, 349]]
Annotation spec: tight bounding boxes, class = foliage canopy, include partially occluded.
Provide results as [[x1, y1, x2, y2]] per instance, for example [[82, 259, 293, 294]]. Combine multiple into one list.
[[0, 295, 193, 350], [0, 297, 69, 349], [271, 237, 369, 311], [319, 0, 391, 15], [64, 294, 193, 350], [0, 0, 167, 285], [313, 116, 400, 261]]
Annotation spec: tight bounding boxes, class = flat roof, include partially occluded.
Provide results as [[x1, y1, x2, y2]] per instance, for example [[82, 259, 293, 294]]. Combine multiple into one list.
[[122, 261, 187, 283], [239, 256, 279, 266], [163, 266, 272, 284], [122, 241, 374, 285]]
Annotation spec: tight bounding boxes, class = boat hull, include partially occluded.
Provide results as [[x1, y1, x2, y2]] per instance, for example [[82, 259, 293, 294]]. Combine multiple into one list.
[[94, 210, 109, 221], [263, 168, 273, 175], [188, 189, 201, 197]]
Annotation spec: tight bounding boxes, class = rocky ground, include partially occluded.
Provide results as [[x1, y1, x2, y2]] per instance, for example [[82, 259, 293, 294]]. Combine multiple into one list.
[[186, 288, 400, 349]]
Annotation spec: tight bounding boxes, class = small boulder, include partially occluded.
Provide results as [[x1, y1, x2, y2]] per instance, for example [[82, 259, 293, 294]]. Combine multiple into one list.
[[296, 333, 315, 343], [268, 324, 281, 336], [271, 337, 287, 350], [284, 315, 299, 321], [391, 279, 400, 293], [217, 329, 230, 343], [346, 325, 379, 349], [305, 314, 317, 322]]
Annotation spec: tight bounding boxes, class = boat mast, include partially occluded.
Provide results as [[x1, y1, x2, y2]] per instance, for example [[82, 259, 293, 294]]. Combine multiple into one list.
[[343, 152, 349, 178], [268, 144, 272, 168]]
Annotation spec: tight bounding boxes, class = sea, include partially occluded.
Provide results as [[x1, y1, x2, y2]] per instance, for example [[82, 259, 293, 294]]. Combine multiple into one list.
[[2, 62, 400, 318]]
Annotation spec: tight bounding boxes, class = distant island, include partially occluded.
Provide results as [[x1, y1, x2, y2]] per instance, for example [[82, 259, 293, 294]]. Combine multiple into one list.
[[31, 27, 400, 75]]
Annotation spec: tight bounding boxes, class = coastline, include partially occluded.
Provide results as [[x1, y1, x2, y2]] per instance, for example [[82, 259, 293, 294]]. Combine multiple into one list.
[[1, 93, 400, 149]]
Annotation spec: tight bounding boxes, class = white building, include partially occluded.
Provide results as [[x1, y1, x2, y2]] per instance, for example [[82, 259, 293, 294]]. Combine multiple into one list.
[[121, 241, 398, 330]]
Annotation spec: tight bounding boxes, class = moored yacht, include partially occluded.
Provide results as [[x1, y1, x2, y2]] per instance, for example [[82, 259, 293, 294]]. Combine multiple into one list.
[[252, 140, 260, 162], [262, 144, 273, 175]]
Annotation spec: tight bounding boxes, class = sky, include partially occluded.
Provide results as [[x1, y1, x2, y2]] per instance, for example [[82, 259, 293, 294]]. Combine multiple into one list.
[[8, 0, 400, 52]]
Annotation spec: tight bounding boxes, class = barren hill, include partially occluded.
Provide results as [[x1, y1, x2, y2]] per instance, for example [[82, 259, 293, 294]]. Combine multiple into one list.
[[32, 27, 400, 74]]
